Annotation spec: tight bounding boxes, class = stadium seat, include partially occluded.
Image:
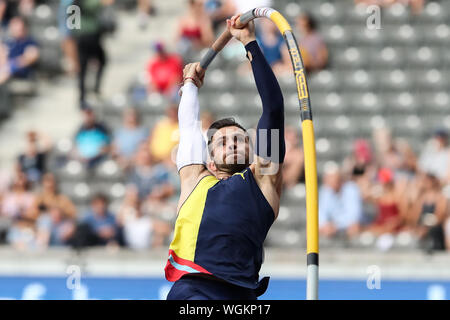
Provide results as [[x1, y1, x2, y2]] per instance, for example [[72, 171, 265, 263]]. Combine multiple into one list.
[[351, 25, 385, 47], [331, 47, 370, 69], [414, 69, 448, 90], [413, 1, 449, 24], [307, 70, 341, 92], [422, 24, 450, 45], [343, 69, 376, 92], [348, 92, 386, 115], [385, 92, 420, 115], [382, 3, 411, 25], [406, 46, 442, 69], [384, 24, 423, 46], [376, 69, 413, 92], [369, 46, 406, 70], [321, 24, 351, 49], [95, 160, 124, 182]]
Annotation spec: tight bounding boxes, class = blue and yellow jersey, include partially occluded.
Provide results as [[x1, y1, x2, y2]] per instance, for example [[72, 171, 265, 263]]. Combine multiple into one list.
[[165, 168, 275, 290]]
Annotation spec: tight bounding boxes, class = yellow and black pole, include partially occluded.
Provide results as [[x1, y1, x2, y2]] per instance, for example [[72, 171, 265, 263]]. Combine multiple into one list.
[[200, 7, 319, 300]]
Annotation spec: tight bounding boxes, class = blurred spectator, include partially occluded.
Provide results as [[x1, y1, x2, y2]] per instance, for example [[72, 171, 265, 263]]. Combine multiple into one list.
[[146, 42, 183, 98], [445, 218, 450, 251], [117, 186, 170, 249], [418, 129, 450, 185], [296, 12, 328, 73], [318, 164, 363, 239], [128, 143, 175, 201], [6, 216, 36, 250], [136, 0, 155, 29], [176, 0, 214, 60], [28, 173, 77, 221], [72, 0, 113, 108], [58, 0, 79, 74], [282, 126, 304, 188], [200, 110, 215, 137], [373, 127, 404, 175], [112, 107, 148, 169], [74, 193, 118, 247], [149, 104, 179, 163], [35, 205, 76, 248], [256, 19, 291, 76], [17, 130, 52, 185], [0, 16, 40, 84], [205, 0, 236, 31], [365, 168, 405, 236], [409, 173, 447, 251], [73, 108, 111, 169], [0, 171, 35, 220], [0, 0, 36, 27], [354, 0, 425, 15]]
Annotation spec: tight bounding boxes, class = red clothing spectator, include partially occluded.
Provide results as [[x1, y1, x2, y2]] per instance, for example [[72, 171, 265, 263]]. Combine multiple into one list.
[[146, 43, 183, 95]]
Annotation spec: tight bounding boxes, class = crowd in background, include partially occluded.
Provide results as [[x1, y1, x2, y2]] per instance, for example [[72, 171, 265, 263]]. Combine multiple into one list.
[[0, 0, 449, 253]]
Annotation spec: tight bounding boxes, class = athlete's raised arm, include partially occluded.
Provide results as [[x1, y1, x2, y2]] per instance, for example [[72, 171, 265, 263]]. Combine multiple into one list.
[[227, 15, 286, 215], [176, 63, 210, 208]]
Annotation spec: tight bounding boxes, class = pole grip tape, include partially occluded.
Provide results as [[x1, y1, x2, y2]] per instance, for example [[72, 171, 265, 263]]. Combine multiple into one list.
[[200, 49, 218, 70]]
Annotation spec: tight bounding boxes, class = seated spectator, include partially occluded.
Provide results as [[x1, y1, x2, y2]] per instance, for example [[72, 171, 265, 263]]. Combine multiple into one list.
[[445, 217, 450, 251], [409, 173, 447, 251], [365, 168, 406, 236], [296, 12, 328, 73], [146, 42, 183, 98], [0, 171, 34, 220], [112, 107, 148, 170], [256, 19, 291, 76], [149, 104, 179, 163], [27, 173, 77, 221], [418, 129, 450, 185], [128, 143, 175, 201], [136, 0, 156, 30], [319, 164, 363, 239], [58, 0, 79, 74], [72, 107, 111, 169], [200, 110, 215, 137], [205, 0, 236, 31], [6, 216, 36, 250], [176, 0, 214, 61], [282, 126, 304, 188], [73, 193, 118, 247], [117, 186, 170, 249], [343, 139, 373, 178], [35, 205, 76, 248], [0, 0, 36, 27], [17, 130, 52, 185], [0, 15, 40, 84]]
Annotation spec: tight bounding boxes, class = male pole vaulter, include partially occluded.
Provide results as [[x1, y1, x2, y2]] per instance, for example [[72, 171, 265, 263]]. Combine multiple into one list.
[[165, 14, 285, 300]]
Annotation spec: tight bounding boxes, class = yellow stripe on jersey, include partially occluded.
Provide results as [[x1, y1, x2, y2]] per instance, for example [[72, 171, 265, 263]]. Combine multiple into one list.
[[169, 175, 219, 261]]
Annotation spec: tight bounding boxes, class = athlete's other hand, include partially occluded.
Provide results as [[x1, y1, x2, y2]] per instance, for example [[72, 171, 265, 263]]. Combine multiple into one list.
[[227, 14, 256, 46], [183, 62, 205, 88]]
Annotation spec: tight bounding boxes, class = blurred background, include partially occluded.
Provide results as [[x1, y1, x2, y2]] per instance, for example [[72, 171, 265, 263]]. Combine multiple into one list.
[[0, 0, 449, 300]]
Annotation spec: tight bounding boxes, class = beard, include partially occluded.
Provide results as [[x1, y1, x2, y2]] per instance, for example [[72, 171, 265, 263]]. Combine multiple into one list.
[[214, 162, 249, 174]]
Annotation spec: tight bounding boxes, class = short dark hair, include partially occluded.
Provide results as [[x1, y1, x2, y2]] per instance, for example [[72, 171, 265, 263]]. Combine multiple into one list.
[[91, 193, 108, 204], [207, 118, 247, 150]]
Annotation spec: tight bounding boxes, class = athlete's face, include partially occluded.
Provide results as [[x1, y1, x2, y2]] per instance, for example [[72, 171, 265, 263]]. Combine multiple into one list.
[[209, 126, 251, 174]]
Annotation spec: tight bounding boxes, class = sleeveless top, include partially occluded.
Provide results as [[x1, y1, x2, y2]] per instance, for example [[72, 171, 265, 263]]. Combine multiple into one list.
[[165, 168, 275, 292]]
